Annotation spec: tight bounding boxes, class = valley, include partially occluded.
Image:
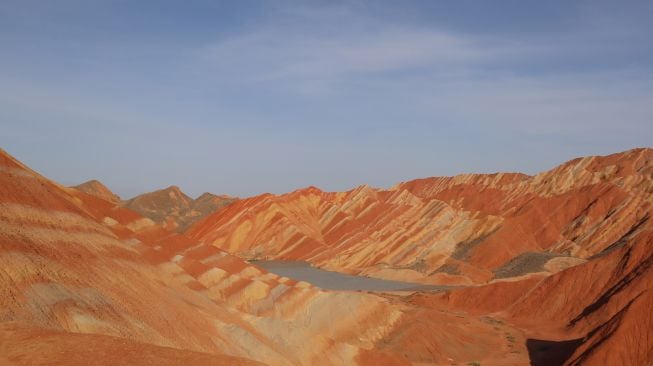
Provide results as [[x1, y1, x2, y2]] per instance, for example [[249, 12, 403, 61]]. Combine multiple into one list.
[[1, 147, 651, 365], [251, 260, 447, 291]]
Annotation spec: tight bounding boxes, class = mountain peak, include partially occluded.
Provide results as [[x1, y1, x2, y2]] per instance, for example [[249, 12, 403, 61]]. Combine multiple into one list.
[[73, 179, 121, 203], [164, 185, 182, 192], [122, 185, 236, 232]]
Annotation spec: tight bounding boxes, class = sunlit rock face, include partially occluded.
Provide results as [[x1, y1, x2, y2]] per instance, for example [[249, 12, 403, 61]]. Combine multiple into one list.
[[2, 147, 652, 366], [6, 148, 511, 365], [0, 149, 405, 365], [187, 148, 653, 286]]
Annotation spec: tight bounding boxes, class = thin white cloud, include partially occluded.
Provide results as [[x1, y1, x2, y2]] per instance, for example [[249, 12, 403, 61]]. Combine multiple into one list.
[[200, 27, 534, 85], [1, 1, 651, 197], [195, 10, 653, 139]]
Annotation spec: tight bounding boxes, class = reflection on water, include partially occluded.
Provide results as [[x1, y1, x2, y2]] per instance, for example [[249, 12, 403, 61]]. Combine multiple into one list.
[[252, 260, 447, 292]]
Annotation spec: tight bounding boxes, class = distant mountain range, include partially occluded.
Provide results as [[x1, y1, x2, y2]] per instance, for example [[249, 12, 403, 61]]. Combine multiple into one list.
[[72, 181, 237, 232]]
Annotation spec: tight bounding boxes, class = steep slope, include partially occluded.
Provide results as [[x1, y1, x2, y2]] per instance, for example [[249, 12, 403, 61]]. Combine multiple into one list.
[[0, 151, 274, 364], [4, 146, 652, 365], [122, 186, 236, 232], [187, 148, 653, 286], [0, 149, 363, 364], [509, 229, 653, 366], [409, 225, 653, 365], [72, 179, 121, 204], [4, 148, 530, 365]]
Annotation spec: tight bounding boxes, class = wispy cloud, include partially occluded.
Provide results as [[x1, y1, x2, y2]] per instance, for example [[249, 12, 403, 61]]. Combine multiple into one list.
[[206, 30, 473, 78], [196, 12, 652, 141], [1, 1, 651, 197], [200, 26, 539, 88]]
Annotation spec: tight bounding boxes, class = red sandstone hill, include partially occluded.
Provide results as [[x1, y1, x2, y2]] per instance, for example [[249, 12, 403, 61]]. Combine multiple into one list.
[[408, 225, 653, 365], [186, 148, 653, 287], [0, 148, 410, 365], [4, 147, 532, 365], [2, 146, 652, 365]]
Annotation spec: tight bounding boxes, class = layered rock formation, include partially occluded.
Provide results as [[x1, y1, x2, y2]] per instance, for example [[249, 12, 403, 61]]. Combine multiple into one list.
[[187, 148, 653, 287], [4, 148, 532, 365], [409, 226, 653, 365], [3, 147, 652, 365]]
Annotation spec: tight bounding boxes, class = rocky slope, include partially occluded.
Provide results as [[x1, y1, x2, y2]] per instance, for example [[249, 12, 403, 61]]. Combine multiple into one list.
[[3, 148, 532, 365], [3, 147, 652, 365], [408, 225, 653, 365], [187, 148, 653, 286]]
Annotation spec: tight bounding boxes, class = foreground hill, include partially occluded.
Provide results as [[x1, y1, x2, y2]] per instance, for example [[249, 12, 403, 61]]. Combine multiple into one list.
[[410, 225, 653, 365], [0, 149, 405, 365], [187, 148, 653, 286]]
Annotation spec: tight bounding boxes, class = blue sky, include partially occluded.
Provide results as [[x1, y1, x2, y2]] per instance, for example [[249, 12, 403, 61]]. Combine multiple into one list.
[[1, 0, 652, 198]]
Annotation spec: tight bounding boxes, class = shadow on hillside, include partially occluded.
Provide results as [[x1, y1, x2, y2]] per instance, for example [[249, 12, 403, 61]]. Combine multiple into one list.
[[526, 338, 583, 366]]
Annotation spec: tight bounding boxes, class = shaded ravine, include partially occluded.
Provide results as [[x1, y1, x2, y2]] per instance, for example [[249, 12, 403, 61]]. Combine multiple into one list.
[[252, 260, 447, 291]]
